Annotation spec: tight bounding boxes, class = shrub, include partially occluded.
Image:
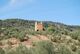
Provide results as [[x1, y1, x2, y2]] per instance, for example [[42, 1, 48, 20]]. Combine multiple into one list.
[[70, 44, 77, 52], [51, 36, 61, 43], [31, 41, 55, 54], [57, 45, 72, 54], [15, 45, 31, 54], [77, 36, 80, 41], [76, 49, 80, 54], [16, 31, 26, 42], [6, 44, 31, 54], [69, 31, 80, 40], [47, 26, 55, 32], [0, 48, 5, 54]]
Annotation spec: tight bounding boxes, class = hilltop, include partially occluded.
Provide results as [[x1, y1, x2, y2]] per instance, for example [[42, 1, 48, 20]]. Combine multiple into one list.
[[0, 19, 80, 54]]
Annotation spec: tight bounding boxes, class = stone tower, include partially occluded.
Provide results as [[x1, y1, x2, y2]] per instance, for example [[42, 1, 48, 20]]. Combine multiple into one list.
[[35, 22, 44, 31]]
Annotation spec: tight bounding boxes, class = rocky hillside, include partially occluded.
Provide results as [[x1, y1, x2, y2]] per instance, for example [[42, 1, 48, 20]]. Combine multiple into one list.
[[0, 19, 80, 54]]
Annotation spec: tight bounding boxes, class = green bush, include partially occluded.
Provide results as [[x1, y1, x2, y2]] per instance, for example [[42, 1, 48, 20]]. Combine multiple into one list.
[[57, 45, 72, 54], [69, 32, 79, 40], [15, 45, 31, 54], [76, 49, 80, 54], [70, 44, 77, 52], [15, 31, 26, 42], [0, 48, 5, 54], [77, 36, 80, 41], [6, 44, 31, 54], [31, 41, 55, 54]]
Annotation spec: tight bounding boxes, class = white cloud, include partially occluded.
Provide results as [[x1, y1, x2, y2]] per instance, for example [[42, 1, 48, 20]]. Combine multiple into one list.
[[0, 0, 36, 13], [9, 0, 23, 6], [10, 0, 35, 5], [10, 0, 16, 4]]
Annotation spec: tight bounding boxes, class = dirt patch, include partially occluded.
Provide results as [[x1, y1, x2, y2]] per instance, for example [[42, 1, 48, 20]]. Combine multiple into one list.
[[0, 35, 49, 48], [8, 38, 20, 45], [37, 35, 49, 40], [21, 35, 49, 48]]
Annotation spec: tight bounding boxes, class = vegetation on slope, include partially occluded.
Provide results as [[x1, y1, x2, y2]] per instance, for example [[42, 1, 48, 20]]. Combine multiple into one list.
[[0, 19, 80, 54]]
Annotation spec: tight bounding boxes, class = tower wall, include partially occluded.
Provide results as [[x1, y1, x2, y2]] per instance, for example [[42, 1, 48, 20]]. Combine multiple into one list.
[[35, 22, 44, 31], [35, 22, 38, 31]]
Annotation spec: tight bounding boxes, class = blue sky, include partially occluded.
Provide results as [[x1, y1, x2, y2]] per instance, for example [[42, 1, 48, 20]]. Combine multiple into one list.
[[0, 0, 80, 25]]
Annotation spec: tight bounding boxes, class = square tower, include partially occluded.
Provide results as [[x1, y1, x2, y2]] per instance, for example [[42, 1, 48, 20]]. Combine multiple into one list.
[[35, 22, 44, 31]]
